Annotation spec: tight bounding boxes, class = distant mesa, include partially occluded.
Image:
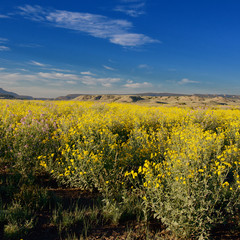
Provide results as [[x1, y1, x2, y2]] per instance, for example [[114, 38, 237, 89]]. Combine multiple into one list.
[[72, 94, 146, 103], [56, 93, 240, 103], [0, 88, 33, 99], [55, 94, 82, 100], [56, 93, 190, 101], [0, 88, 18, 97], [55, 93, 240, 107], [1, 88, 240, 106]]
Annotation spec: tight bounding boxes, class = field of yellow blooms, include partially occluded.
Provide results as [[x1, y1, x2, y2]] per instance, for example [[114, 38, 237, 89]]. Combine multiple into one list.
[[1, 100, 240, 239]]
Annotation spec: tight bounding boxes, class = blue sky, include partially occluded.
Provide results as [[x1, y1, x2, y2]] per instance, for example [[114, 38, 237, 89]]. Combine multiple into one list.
[[1, 0, 240, 97]]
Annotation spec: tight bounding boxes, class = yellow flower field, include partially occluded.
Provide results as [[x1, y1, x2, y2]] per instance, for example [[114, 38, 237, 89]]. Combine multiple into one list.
[[0, 99, 239, 239]]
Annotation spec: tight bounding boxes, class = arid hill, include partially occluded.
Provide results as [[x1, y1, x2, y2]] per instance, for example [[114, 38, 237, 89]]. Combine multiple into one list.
[[72, 94, 240, 108], [0, 88, 33, 99]]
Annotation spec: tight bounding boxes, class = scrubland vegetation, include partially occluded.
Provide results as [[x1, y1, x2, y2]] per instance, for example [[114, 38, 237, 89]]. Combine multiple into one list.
[[0, 100, 240, 239]]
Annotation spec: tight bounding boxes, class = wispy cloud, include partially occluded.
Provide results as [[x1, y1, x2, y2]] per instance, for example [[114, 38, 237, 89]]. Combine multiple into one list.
[[48, 68, 73, 73], [0, 46, 10, 51], [80, 71, 96, 76], [98, 77, 120, 87], [110, 33, 157, 46], [0, 38, 10, 51], [124, 80, 152, 88], [0, 70, 121, 88], [17, 43, 42, 48], [120, 0, 143, 3], [80, 75, 120, 87], [103, 65, 116, 71], [29, 60, 48, 67], [0, 68, 6, 71], [66, 80, 77, 85], [178, 78, 200, 85], [0, 72, 39, 85], [38, 72, 79, 80], [115, 1, 145, 17], [29, 60, 73, 72], [0, 38, 8, 43], [138, 64, 150, 69], [0, 14, 10, 19], [17, 5, 159, 47]]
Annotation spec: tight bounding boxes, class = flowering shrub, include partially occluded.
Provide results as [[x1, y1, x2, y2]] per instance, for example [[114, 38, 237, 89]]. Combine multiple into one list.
[[140, 123, 240, 238], [0, 100, 239, 239]]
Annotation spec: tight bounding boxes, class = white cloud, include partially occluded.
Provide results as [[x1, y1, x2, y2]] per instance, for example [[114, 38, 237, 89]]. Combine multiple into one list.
[[0, 14, 10, 19], [5, 85, 77, 98], [0, 70, 121, 88], [138, 64, 149, 69], [17, 5, 158, 47], [0, 38, 10, 51], [102, 83, 112, 87], [0, 68, 6, 71], [0, 38, 8, 43], [80, 75, 120, 87], [30, 60, 48, 67], [124, 81, 152, 88], [66, 81, 77, 84], [178, 78, 199, 85], [18, 5, 47, 21], [38, 72, 79, 80], [98, 77, 120, 83], [81, 71, 96, 76], [48, 68, 73, 73], [103, 65, 116, 71], [80, 76, 96, 85], [28, 61, 73, 72], [0, 72, 39, 85], [17, 68, 29, 72], [121, 0, 143, 3], [17, 43, 42, 48], [0, 46, 10, 51], [110, 33, 159, 46], [115, 2, 145, 17]]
